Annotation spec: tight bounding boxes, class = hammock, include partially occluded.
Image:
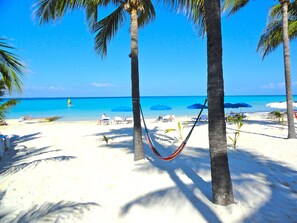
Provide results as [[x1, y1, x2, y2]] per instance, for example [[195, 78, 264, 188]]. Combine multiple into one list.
[[140, 99, 208, 161]]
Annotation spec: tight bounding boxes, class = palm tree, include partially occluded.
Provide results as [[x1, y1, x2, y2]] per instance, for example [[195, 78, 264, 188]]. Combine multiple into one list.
[[0, 38, 24, 93], [223, 0, 296, 139], [180, 0, 234, 205], [92, 0, 155, 161], [257, 1, 297, 57], [204, 0, 234, 206], [33, 0, 155, 161]]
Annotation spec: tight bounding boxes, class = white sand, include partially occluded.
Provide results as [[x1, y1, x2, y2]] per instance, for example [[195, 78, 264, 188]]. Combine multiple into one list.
[[0, 114, 296, 222]]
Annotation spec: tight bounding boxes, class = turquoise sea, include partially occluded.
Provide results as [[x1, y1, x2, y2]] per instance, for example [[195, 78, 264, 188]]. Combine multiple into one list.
[[4, 95, 297, 121]]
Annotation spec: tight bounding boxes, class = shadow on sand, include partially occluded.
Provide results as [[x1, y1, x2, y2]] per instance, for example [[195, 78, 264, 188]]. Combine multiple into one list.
[[0, 133, 76, 176], [96, 124, 297, 222], [0, 201, 101, 223]]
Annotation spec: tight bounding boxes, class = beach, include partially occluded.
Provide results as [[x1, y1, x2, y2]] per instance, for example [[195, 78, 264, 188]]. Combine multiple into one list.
[[0, 113, 297, 222]]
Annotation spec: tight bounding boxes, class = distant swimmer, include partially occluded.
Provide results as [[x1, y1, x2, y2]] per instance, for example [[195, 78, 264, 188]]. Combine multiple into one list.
[[67, 98, 72, 106]]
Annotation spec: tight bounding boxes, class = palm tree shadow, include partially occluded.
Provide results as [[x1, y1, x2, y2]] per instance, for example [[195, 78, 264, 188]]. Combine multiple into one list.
[[0, 201, 101, 223], [92, 121, 297, 221], [0, 134, 76, 176], [115, 125, 221, 222], [228, 149, 297, 222]]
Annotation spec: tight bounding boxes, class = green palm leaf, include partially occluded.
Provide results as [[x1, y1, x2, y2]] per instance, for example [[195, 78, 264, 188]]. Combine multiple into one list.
[[0, 38, 25, 92], [92, 5, 126, 57], [0, 99, 19, 120], [33, 0, 89, 24], [257, 2, 297, 59], [138, 0, 156, 27], [86, 2, 98, 28], [222, 0, 250, 16]]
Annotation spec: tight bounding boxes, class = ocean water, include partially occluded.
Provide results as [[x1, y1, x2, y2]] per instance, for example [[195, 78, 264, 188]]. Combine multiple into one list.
[[4, 95, 297, 121]]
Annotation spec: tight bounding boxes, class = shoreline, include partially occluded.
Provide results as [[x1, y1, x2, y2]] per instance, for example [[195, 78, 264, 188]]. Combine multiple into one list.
[[5, 111, 273, 124]]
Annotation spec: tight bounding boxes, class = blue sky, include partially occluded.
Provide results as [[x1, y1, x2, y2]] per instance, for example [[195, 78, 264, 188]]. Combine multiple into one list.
[[1, 0, 296, 97]]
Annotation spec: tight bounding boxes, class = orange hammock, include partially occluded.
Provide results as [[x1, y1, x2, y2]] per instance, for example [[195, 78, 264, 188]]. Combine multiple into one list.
[[140, 99, 207, 161]]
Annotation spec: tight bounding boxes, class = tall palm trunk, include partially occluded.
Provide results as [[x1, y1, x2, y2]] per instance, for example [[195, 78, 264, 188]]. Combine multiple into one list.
[[204, 0, 234, 205], [130, 8, 145, 161], [280, 0, 296, 139]]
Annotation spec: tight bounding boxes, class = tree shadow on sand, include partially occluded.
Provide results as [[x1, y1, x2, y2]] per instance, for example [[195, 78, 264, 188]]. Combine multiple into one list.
[[228, 148, 297, 222], [0, 201, 101, 223], [98, 123, 297, 222], [0, 134, 76, 176], [94, 125, 221, 222]]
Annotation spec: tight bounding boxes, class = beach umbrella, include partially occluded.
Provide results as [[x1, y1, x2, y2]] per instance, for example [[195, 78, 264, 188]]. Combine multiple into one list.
[[111, 106, 132, 112], [150, 104, 172, 110], [233, 102, 252, 108], [224, 103, 239, 109], [266, 102, 297, 109], [187, 103, 208, 109]]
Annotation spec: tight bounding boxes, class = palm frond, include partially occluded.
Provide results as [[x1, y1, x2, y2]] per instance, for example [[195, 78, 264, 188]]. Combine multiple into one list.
[[257, 19, 297, 59], [269, 1, 297, 22], [138, 0, 156, 27], [187, 0, 206, 37], [222, 0, 250, 16], [86, 3, 98, 28], [0, 38, 25, 92], [0, 99, 19, 120], [92, 5, 126, 57], [257, 20, 283, 59], [33, 0, 88, 24]]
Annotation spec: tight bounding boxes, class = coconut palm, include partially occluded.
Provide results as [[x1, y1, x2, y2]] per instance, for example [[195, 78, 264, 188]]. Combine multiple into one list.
[[204, 0, 234, 206], [0, 38, 24, 93], [223, 0, 296, 139], [181, 0, 234, 205], [257, 1, 297, 58], [33, 0, 155, 161]]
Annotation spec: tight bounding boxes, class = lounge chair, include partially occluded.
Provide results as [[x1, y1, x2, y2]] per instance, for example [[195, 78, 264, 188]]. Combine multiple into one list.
[[163, 115, 175, 122], [125, 117, 133, 124], [114, 116, 123, 124], [199, 114, 208, 122], [97, 116, 110, 125]]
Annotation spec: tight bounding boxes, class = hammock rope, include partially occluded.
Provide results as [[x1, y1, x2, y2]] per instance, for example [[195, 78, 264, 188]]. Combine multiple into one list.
[[140, 99, 208, 161]]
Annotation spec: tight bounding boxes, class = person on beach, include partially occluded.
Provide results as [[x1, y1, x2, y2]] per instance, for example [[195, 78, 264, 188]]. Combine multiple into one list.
[[98, 113, 110, 125]]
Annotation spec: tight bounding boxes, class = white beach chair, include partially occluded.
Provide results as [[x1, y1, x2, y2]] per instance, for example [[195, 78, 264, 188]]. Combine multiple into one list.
[[114, 116, 123, 124], [125, 117, 133, 124]]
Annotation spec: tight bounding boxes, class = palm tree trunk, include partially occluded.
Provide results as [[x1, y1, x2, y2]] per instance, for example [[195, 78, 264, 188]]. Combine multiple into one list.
[[204, 0, 234, 205], [130, 8, 145, 161], [280, 0, 296, 139]]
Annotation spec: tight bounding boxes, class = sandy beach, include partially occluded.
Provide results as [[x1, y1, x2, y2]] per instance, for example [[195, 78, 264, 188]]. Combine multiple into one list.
[[0, 113, 296, 222]]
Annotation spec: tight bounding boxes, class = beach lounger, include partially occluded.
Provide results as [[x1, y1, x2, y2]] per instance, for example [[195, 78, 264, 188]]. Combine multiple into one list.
[[114, 116, 123, 124], [101, 117, 111, 125], [163, 115, 175, 122], [199, 114, 208, 122], [125, 117, 133, 124]]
